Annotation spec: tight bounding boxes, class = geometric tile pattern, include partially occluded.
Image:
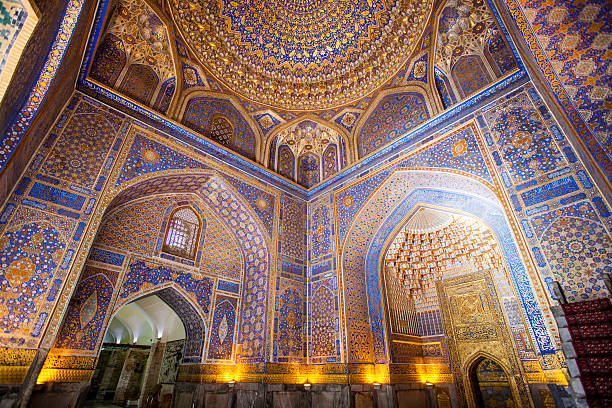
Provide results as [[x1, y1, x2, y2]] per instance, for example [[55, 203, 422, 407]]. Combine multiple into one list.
[[276, 287, 304, 358], [485, 93, 565, 183], [199, 177, 270, 362], [54, 267, 114, 351], [153, 77, 175, 114], [118, 260, 213, 314], [539, 216, 611, 303], [359, 92, 430, 157], [310, 202, 331, 260], [116, 134, 207, 186], [518, 0, 611, 152], [398, 126, 494, 184], [207, 296, 236, 361], [280, 194, 306, 261], [96, 198, 169, 254], [310, 285, 336, 359], [222, 173, 276, 238], [42, 102, 121, 188], [0, 221, 67, 336]]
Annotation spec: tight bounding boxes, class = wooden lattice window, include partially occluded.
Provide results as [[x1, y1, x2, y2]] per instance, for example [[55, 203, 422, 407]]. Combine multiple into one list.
[[162, 207, 200, 259], [209, 116, 234, 148]]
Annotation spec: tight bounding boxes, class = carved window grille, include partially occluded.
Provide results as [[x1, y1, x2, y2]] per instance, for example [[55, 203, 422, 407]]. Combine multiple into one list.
[[209, 116, 234, 148], [162, 207, 200, 259]]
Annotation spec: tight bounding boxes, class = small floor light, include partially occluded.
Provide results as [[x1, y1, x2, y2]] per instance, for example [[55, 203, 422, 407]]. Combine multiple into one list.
[[373, 382, 381, 390], [228, 380, 235, 389], [304, 383, 311, 391]]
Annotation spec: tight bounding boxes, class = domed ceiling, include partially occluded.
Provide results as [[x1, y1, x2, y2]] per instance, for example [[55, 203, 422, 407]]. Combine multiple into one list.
[[85, 0, 520, 188], [170, 0, 433, 110]]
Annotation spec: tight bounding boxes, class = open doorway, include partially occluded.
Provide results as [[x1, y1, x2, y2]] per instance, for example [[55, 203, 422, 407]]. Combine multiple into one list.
[[87, 294, 185, 408], [468, 357, 516, 408]]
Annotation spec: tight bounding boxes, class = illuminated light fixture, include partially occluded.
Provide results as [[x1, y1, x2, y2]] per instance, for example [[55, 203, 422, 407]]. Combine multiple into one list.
[[304, 383, 311, 391], [373, 382, 381, 390], [425, 382, 433, 387], [228, 380, 235, 389]]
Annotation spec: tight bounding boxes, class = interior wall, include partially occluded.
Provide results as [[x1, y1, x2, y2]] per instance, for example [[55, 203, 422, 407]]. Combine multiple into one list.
[[0, 81, 607, 407], [0, 92, 284, 387], [0, 0, 99, 206], [0, 0, 610, 406], [307, 80, 610, 391]]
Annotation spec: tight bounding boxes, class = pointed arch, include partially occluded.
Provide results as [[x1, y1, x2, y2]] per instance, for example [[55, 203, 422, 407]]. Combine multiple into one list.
[[110, 285, 206, 362], [353, 85, 439, 159], [464, 352, 520, 408], [176, 90, 263, 161], [339, 168, 555, 365], [263, 114, 353, 168]]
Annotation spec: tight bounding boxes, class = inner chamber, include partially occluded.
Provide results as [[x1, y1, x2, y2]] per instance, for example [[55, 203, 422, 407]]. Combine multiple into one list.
[[383, 207, 505, 360]]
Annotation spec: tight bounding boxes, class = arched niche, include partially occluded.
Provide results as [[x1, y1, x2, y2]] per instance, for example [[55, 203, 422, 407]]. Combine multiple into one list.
[[87, 0, 178, 112], [177, 91, 263, 161], [353, 85, 439, 159], [339, 169, 555, 367], [42, 169, 272, 383], [264, 116, 351, 186], [464, 353, 523, 408]]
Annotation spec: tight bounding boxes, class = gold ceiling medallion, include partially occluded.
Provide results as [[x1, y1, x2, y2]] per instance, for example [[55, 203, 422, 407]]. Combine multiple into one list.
[[170, 0, 433, 110]]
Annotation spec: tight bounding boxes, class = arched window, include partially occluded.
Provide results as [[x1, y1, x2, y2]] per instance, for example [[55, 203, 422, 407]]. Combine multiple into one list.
[[209, 116, 234, 148], [162, 207, 201, 259]]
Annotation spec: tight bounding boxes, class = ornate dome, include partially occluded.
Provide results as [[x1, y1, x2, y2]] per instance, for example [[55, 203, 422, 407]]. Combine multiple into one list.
[[170, 0, 432, 110]]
